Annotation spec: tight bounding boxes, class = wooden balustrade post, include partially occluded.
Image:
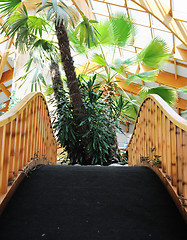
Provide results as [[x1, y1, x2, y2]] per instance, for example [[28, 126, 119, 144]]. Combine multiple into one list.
[[35, 97, 40, 157], [23, 105, 30, 166], [41, 100, 45, 157], [161, 113, 166, 173], [27, 101, 33, 162], [0, 123, 11, 193], [170, 123, 177, 186], [182, 131, 187, 200], [19, 109, 26, 170], [166, 118, 171, 178], [176, 127, 183, 195], [14, 115, 21, 175], [154, 103, 158, 157], [8, 119, 16, 181]]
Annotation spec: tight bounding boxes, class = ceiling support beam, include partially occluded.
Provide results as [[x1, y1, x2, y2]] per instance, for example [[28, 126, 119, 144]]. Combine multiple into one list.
[[0, 38, 14, 80], [0, 69, 14, 84], [71, 0, 95, 19], [131, 0, 187, 47], [0, 83, 11, 97], [0, 38, 14, 98]]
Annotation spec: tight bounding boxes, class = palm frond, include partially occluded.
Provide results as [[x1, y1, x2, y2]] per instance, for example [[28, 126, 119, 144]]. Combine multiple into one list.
[[140, 86, 176, 105], [110, 13, 135, 47], [92, 54, 108, 67], [94, 19, 114, 46], [0, 0, 21, 15], [38, 0, 79, 28], [73, 13, 99, 48], [128, 70, 159, 82], [137, 37, 172, 68]]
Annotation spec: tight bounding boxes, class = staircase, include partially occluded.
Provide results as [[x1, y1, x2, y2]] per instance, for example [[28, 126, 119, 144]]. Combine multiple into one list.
[[0, 93, 187, 239], [0, 165, 186, 240]]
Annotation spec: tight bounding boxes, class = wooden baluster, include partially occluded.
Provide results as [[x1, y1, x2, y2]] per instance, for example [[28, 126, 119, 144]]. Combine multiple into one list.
[[161, 113, 166, 173], [25, 103, 33, 163], [170, 123, 177, 186], [0, 126, 4, 192], [139, 108, 143, 158], [34, 97, 40, 157], [182, 130, 187, 200], [14, 115, 22, 175], [9, 119, 16, 181], [31, 98, 37, 158], [46, 116, 50, 161], [41, 100, 45, 157], [166, 118, 171, 178], [150, 101, 154, 149], [0, 123, 11, 193], [150, 101, 154, 161], [143, 105, 147, 157], [176, 127, 183, 195], [23, 105, 30, 166], [148, 100, 152, 158], [154, 103, 158, 157], [43, 103, 47, 159], [136, 122, 140, 165], [39, 99, 43, 158], [19, 109, 26, 170], [157, 107, 162, 167], [27, 101, 34, 162]]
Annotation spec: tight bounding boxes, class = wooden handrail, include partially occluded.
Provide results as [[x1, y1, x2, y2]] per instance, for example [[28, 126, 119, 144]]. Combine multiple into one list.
[[127, 94, 187, 221], [0, 92, 57, 198]]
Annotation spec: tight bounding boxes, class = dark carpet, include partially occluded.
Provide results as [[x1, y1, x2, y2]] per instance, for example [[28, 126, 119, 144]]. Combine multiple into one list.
[[0, 165, 186, 240]]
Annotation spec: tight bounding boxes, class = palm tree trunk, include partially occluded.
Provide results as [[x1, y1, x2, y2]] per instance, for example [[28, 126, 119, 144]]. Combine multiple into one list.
[[50, 56, 64, 103], [55, 20, 90, 164]]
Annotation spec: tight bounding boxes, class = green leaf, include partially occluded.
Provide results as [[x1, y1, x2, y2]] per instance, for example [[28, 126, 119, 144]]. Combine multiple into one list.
[[137, 37, 172, 68], [92, 54, 107, 67], [110, 13, 134, 47], [140, 86, 176, 105], [128, 70, 159, 82]]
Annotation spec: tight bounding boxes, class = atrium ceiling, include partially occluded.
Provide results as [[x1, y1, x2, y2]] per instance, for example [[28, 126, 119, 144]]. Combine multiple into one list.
[[0, 0, 187, 114]]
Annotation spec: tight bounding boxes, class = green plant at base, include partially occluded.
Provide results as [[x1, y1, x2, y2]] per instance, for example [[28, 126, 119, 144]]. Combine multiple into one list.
[[52, 74, 124, 165]]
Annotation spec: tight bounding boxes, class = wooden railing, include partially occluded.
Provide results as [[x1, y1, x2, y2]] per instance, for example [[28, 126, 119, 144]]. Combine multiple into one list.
[[0, 92, 57, 201], [127, 94, 187, 220]]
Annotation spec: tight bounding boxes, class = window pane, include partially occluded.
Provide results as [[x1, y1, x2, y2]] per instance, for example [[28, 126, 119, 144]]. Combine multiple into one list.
[[105, 0, 125, 6], [134, 25, 152, 48], [129, 9, 150, 26], [110, 5, 127, 15], [151, 16, 169, 32], [91, 1, 109, 15], [126, 0, 145, 11]]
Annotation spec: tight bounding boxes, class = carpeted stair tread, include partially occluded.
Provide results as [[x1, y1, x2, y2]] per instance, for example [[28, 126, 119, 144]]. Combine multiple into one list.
[[0, 165, 186, 240]]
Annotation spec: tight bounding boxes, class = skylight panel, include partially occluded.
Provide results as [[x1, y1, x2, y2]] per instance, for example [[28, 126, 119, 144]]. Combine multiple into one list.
[[129, 9, 150, 26], [110, 5, 127, 15], [95, 14, 108, 22], [126, 0, 145, 11], [104, 0, 125, 6], [151, 16, 169, 32], [134, 25, 152, 48], [91, 1, 109, 15], [173, 0, 187, 21]]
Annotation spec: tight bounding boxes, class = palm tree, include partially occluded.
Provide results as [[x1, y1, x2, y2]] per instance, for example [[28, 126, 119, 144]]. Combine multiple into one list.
[[0, 0, 96, 164]]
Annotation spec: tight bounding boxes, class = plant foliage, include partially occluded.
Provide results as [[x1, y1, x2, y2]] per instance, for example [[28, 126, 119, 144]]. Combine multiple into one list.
[[52, 74, 126, 165]]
